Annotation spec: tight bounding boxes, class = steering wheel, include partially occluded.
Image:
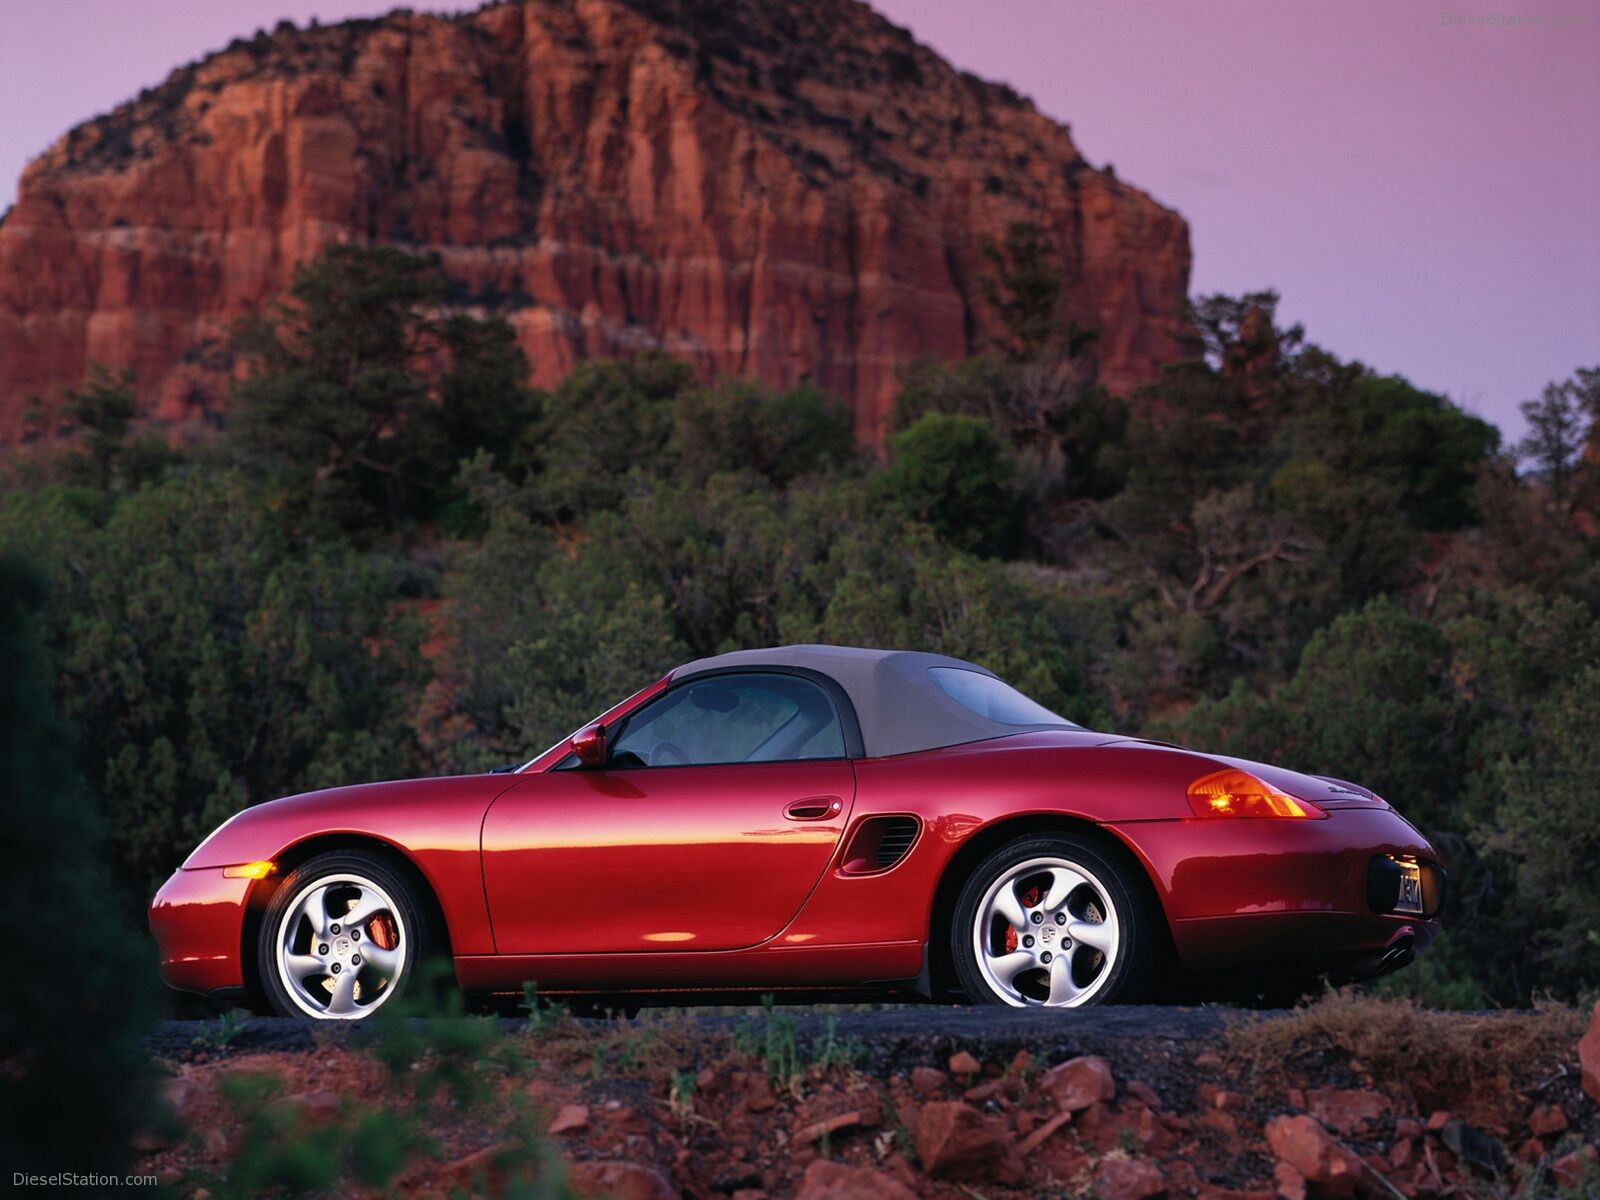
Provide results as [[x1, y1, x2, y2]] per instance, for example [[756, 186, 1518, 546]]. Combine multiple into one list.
[[650, 740, 689, 766]]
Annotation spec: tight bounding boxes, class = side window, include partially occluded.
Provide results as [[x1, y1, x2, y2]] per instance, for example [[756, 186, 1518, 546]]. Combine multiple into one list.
[[606, 673, 846, 767]]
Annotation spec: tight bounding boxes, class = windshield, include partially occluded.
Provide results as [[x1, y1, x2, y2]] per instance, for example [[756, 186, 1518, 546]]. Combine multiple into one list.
[[927, 667, 1079, 728]]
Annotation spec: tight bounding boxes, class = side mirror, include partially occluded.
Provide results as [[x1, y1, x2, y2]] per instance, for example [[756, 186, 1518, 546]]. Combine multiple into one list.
[[571, 722, 607, 766]]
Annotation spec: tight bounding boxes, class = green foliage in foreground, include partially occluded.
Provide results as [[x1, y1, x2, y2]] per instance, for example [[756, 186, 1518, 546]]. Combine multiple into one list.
[[3, 243, 1598, 1009], [0, 556, 156, 1176]]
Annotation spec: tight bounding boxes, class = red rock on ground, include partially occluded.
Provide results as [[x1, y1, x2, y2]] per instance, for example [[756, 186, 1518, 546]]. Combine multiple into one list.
[[431, 1141, 517, 1193], [566, 1159, 677, 1200], [1094, 1156, 1167, 1200], [1580, 998, 1600, 1106], [1271, 1161, 1308, 1200], [1041, 1055, 1117, 1112], [1126, 1080, 1164, 1109], [1264, 1115, 1363, 1196], [1016, 1109, 1073, 1154], [910, 1067, 947, 1095], [1306, 1087, 1389, 1134], [792, 1111, 863, 1145], [915, 1100, 1017, 1182], [948, 1050, 981, 1076], [1551, 1143, 1598, 1189], [1527, 1103, 1567, 1136], [963, 1078, 1009, 1104], [548, 1103, 589, 1134], [794, 1159, 918, 1200]]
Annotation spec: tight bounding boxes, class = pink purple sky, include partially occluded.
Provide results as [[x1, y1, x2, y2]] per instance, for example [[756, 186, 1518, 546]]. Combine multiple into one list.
[[3, 1, 1596, 441]]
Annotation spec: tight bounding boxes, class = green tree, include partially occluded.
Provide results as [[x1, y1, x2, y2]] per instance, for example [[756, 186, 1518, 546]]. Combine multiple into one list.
[[61, 363, 138, 489], [978, 220, 1096, 363], [524, 354, 692, 519], [230, 243, 537, 530], [429, 472, 685, 771], [668, 379, 855, 488], [0, 555, 156, 1176], [1489, 667, 1600, 988], [1517, 371, 1595, 509], [876, 413, 1020, 556]]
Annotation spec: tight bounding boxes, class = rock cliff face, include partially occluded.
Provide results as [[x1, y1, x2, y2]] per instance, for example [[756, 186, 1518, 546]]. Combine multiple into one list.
[[0, 0, 1191, 446]]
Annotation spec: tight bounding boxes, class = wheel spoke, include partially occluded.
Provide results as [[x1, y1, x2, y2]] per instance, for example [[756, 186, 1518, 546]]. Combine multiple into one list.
[[984, 950, 1036, 988], [990, 884, 1028, 931], [282, 952, 324, 980], [1040, 866, 1087, 913], [341, 887, 384, 929], [292, 885, 332, 937], [1067, 918, 1116, 954], [362, 942, 402, 974], [325, 969, 360, 1015], [1046, 954, 1082, 1005]]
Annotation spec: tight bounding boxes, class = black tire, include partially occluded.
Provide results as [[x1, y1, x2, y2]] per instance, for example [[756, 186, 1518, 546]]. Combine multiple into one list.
[[951, 833, 1162, 1007], [257, 850, 445, 1020]]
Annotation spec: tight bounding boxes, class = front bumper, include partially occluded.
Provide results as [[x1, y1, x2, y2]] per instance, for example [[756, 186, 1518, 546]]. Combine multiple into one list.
[[148, 866, 252, 995]]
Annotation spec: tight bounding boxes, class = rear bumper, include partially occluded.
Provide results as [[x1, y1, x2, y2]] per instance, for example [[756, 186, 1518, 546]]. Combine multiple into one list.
[[1113, 805, 1444, 975], [1168, 910, 1440, 976], [148, 867, 251, 995]]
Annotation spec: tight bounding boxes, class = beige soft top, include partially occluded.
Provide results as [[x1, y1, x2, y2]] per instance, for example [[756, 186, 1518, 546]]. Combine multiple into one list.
[[672, 643, 1078, 759]]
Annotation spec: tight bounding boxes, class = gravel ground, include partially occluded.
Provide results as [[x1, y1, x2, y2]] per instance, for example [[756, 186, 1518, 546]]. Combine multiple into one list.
[[146, 1002, 1235, 1068]]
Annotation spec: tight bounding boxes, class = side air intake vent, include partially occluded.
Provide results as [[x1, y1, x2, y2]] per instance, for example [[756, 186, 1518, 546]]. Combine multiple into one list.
[[873, 818, 918, 868], [839, 815, 922, 875]]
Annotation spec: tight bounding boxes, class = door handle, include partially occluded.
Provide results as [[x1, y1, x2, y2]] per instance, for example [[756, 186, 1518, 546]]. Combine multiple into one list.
[[784, 796, 842, 821]]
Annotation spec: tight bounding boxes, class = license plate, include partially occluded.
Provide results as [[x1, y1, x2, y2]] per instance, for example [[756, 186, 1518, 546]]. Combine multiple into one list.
[[1394, 862, 1424, 914]]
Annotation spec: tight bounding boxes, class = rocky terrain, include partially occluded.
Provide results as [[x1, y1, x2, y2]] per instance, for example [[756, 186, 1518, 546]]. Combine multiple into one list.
[[0, 0, 1191, 447], [136, 994, 1600, 1199]]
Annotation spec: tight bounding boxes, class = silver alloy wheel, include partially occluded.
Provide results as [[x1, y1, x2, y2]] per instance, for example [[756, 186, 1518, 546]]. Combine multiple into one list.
[[972, 855, 1121, 1007], [274, 872, 407, 1020]]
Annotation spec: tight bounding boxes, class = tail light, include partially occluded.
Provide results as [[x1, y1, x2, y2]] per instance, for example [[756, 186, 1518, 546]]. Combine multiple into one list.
[[1187, 768, 1327, 820]]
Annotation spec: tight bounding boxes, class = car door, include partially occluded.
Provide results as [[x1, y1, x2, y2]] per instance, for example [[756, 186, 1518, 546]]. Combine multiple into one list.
[[481, 671, 857, 954]]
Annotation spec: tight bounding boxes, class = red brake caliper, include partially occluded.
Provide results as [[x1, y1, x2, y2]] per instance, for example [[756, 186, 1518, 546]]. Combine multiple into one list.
[[368, 913, 398, 951], [1003, 885, 1042, 954]]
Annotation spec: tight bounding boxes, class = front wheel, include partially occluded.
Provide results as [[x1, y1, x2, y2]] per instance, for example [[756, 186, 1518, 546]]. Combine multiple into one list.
[[951, 834, 1159, 1007], [258, 851, 440, 1020]]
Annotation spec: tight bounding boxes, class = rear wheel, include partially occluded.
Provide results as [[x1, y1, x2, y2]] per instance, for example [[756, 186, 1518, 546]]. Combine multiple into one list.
[[951, 833, 1159, 1007], [258, 851, 441, 1020]]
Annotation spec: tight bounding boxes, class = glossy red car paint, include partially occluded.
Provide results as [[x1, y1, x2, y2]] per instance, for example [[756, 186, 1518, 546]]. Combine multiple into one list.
[[149, 666, 1444, 1004]]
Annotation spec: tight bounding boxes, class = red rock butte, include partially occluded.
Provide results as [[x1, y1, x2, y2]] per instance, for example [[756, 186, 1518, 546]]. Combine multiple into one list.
[[0, 0, 1192, 447]]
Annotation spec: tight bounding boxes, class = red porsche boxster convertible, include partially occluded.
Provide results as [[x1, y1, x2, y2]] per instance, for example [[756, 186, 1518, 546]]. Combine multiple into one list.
[[150, 646, 1443, 1019]]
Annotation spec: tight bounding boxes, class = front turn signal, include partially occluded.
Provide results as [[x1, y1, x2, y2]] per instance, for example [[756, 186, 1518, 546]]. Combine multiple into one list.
[[223, 860, 277, 879], [1187, 769, 1326, 819]]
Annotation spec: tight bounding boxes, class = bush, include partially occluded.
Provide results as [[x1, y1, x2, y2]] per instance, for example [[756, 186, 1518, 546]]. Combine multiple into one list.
[[876, 413, 1020, 556], [0, 556, 156, 1176]]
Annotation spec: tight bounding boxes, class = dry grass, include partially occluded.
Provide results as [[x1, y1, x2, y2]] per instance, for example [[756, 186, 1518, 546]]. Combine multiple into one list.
[[1223, 987, 1587, 1095]]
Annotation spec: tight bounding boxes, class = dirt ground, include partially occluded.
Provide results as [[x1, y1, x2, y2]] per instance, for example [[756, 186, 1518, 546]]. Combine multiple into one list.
[[136, 994, 1600, 1199]]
